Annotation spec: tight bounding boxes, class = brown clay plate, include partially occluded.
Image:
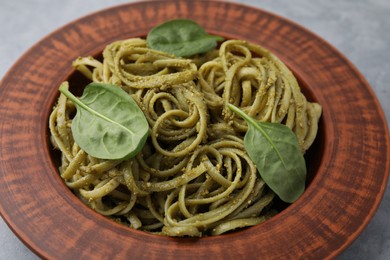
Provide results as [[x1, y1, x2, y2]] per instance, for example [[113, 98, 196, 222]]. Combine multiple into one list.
[[0, 1, 389, 259]]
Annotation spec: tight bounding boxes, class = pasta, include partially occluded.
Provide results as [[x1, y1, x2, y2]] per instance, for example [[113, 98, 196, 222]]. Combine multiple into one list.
[[49, 38, 321, 236]]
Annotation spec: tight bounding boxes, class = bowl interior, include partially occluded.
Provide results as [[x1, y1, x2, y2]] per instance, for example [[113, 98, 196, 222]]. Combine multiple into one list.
[[46, 42, 326, 229]]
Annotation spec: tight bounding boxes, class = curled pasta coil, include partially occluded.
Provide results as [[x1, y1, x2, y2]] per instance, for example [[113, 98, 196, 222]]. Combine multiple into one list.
[[73, 38, 197, 91], [161, 136, 276, 236], [198, 40, 322, 152], [49, 38, 321, 236], [140, 84, 209, 158]]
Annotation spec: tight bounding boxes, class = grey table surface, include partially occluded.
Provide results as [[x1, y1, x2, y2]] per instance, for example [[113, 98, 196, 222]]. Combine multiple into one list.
[[0, 0, 389, 259]]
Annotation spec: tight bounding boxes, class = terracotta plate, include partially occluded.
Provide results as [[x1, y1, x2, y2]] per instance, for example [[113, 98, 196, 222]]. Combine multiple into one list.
[[0, 1, 389, 259]]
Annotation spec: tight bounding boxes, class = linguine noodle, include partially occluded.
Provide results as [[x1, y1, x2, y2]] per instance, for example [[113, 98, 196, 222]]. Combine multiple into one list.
[[49, 38, 321, 236]]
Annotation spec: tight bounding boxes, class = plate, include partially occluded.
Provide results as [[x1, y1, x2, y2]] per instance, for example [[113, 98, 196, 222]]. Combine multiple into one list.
[[0, 1, 389, 258]]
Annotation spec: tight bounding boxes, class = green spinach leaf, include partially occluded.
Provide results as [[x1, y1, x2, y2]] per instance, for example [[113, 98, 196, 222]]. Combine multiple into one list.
[[59, 82, 149, 160], [146, 19, 223, 57], [227, 104, 306, 203]]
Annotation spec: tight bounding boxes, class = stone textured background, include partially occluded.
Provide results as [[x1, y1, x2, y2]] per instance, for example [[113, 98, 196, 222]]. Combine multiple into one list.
[[1, 0, 389, 259]]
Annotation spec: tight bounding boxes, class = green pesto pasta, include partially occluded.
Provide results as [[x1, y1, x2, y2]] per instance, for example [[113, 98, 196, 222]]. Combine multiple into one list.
[[49, 38, 321, 236]]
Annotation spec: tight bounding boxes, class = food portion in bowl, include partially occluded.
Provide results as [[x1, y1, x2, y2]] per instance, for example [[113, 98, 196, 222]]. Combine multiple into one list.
[[48, 19, 322, 237]]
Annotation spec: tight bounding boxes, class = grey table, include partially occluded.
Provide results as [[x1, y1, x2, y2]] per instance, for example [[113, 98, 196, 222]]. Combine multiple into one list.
[[1, 0, 389, 259]]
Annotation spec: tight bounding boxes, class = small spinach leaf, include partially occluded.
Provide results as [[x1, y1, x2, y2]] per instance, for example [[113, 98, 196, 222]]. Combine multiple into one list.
[[147, 19, 223, 57], [59, 82, 149, 160], [227, 103, 306, 203]]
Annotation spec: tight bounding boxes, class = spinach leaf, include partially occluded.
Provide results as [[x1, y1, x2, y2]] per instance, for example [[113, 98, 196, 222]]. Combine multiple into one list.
[[59, 82, 149, 160], [146, 19, 223, 57], [227, 104, 306, 203]]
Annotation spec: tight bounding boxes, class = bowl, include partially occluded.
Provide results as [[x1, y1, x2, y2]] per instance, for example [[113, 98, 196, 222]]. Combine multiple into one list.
[[0, 1, 389, 259]]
